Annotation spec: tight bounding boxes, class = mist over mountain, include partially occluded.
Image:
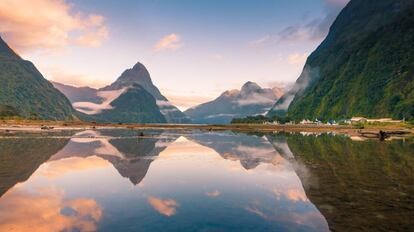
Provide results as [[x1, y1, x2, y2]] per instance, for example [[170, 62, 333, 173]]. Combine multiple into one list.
[[53, 62, 190, 124], [0, 36, 75, 120], [268, 0, 414, 120], [101, 62, 191, 123], [51, 82, 102, 104], [185, 81, 283, 124]]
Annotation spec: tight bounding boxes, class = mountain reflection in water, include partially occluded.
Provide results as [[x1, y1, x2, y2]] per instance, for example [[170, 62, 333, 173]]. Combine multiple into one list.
[[0, 130, 412, 231]]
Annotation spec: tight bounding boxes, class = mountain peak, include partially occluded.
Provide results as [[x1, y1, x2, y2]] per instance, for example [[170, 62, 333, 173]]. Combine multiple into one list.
[[241, 81, 261, 93], [102, 62, 154, 91], [131, 62, 147, 71], [0, 36, 20, 60]]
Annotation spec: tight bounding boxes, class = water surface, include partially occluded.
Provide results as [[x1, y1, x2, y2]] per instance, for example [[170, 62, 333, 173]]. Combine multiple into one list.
[[0, 129, 412, 231]]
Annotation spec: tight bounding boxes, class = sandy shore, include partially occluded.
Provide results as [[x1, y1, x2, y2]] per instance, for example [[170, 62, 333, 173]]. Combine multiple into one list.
[[0, 120, 413, 139]]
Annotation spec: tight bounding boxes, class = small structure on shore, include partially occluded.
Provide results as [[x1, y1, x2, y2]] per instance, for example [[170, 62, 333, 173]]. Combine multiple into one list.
[[350, 117, 368, 124], [300, 119, 315, 125]]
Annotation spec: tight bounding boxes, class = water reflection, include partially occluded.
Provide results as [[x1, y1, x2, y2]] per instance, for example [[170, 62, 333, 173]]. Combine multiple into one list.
[[278, 134, 414, 231], [0, 137, 70, 197], [0, 130, 412, 231]]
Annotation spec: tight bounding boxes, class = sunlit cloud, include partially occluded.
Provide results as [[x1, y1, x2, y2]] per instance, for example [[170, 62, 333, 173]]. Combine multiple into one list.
[[41, 65, 107, 88], [39, 156, 110, 179], [154, 33, 183, 51], [147, 197, 179, 216], [272, 188, 308, 202], [0, 187, 103, 232], [205, 190, 221, 197], [161, 89, 214, 110], [288, 53, 309, 65], [0, 0, 108, 53], [249, 35, 271, 46]]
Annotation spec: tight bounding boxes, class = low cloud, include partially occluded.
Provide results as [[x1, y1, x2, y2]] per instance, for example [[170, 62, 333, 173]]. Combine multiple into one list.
[[236, 93, 276, 106], [278, 0, 349, 42], [154, 34, 183, 51], [73, 88, 128, 115], [161, 90, 214, 111], [0, 0, 108, 53], [251, 0, 349, 45], [271, 65, 320, 111]]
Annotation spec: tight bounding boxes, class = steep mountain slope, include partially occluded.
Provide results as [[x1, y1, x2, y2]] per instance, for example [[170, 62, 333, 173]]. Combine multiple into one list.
[[92, 84, 166, 123], [268, 0, 414, 120], [185, 82, 283, 124], [101, 62, 191, 123], [0, 36, 75, 120]]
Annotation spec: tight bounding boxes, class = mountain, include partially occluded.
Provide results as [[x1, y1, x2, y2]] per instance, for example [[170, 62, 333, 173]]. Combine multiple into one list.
[[49, 130, 179, 185], [65, 83, 167, 123], [186, 131, 282, 170], [101, 62, 191, 123], [51, 81, 102, 104], [93, 84, 167, 123], [268, 0, 414, 120], [0, 36, 75, 120], [53, 62, 190, 124], [185, 81, 283, 124]]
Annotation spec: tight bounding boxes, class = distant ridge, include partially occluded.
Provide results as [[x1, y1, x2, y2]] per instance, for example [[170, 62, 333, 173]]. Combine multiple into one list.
[[185, 81, 283, 124]]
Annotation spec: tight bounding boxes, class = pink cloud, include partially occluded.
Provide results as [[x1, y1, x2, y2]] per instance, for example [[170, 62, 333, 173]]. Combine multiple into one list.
[[154, 34, 183, 51], [147, 197, 179, 216], [0, 0, 108, 53]]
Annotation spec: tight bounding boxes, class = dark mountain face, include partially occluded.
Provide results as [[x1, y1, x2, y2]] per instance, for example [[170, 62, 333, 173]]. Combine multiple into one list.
[[0, 137, 70, 197], [269, 0, 414, 120], [0, 36, 75, 120], [93, 84, 166, 123], [185, 82, 283, 124], [101, 62, 191, 123]]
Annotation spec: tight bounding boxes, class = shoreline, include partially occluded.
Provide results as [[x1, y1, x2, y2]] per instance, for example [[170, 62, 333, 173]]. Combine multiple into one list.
[[0, 120, 413, 139]]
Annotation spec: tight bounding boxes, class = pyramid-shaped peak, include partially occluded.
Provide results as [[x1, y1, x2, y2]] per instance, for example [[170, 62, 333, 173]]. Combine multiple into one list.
[[132, 62, 148, 71]]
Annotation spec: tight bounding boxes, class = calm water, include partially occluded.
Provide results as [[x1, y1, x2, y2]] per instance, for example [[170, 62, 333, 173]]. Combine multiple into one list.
[[0, 129, 413, 232]]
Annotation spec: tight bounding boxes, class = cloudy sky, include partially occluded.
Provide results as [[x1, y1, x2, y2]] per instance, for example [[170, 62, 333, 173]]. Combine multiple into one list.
[[0, 0, 349, 110]]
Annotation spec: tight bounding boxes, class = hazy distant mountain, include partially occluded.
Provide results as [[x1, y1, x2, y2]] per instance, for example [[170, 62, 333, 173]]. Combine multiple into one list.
[[185, 82, 283, 124], [268, 0, 414, 120], [51, 81, 102, 104], [0, 36, 75, 120], [53, 62, 190, 124]]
